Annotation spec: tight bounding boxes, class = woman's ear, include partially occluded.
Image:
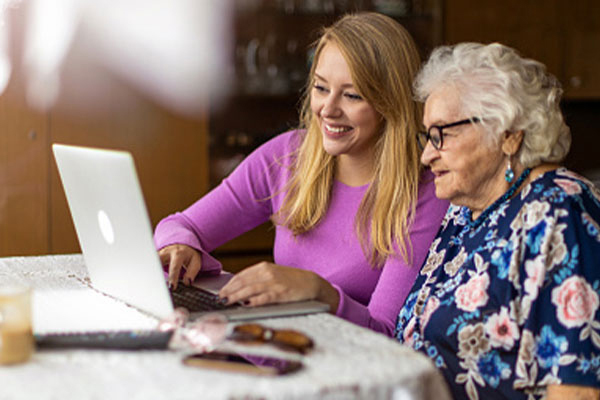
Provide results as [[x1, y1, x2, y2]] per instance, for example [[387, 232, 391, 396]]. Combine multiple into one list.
[[501, 130, 524, 156]]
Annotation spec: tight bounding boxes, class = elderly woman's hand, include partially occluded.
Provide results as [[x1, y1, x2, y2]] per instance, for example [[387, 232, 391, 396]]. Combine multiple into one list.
[[218, 262, 339, 312], [547, 384, 600, 400], [158, 244, 202, 290]]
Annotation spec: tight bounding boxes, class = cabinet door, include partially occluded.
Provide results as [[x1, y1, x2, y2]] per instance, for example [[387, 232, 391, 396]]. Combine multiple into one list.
[[561, 0, 600, 98], [0, 77, 49, 255], [49, 82, 209, 254], [445, 0, 600, 100], [444, 0, 562, 81]]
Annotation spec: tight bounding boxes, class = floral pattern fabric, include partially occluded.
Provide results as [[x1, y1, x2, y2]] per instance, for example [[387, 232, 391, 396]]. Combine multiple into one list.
[[395, 168, 600, 400]]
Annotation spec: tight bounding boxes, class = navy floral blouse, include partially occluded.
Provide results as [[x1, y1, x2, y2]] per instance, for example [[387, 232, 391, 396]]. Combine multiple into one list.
[[395, 168, 600, 400]]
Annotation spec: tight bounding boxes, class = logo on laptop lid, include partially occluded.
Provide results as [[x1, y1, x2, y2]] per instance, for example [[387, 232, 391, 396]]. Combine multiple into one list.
[[97, 210, 115, 244]]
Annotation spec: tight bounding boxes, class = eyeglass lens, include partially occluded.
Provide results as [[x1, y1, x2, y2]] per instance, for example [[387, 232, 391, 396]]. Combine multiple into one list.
[[418, 127, 442, 150]]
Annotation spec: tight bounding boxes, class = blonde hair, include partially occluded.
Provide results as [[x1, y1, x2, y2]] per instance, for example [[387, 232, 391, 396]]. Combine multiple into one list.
[[275, 12, 423, 267], [414, 42, 571, 167]]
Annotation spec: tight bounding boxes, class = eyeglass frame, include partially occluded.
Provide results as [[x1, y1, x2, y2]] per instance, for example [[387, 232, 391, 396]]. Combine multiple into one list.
[[229, 323, 314, 354], [417, 117, 481, 150]]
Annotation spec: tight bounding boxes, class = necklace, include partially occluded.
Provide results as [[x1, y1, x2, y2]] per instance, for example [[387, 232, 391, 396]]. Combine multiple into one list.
[[467, 168, 532, 230]]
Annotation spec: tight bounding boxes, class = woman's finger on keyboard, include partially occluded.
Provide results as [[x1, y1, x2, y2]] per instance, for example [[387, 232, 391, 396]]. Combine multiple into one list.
[[167, 254, 185, 290], [159, 244, 194, 290], [158, 244, 200, 289], [182, 251, 202, 286]]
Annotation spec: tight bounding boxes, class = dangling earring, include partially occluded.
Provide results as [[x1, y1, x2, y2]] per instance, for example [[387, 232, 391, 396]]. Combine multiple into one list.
[[505, 157, 515, 183]]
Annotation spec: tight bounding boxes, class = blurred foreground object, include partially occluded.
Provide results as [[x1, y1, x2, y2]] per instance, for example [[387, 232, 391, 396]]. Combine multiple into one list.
[[0, 0, 232, 115]]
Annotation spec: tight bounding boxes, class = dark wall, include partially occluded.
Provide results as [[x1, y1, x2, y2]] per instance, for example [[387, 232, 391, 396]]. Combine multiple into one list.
[[562, 100, 600, 178]]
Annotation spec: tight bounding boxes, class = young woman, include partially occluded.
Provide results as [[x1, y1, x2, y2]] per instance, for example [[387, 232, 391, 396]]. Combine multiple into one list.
[[155, 12, 448, 336]]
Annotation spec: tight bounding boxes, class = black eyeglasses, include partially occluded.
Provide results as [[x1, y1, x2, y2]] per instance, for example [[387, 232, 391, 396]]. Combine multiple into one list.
[[417, 117, 480, 150]]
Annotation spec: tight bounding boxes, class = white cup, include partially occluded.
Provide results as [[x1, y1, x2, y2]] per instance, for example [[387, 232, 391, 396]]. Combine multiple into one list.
[[0, 286, 34, 365]]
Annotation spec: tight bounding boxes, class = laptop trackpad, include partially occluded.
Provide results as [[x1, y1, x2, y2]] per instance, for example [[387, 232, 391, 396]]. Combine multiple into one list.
[[191, 272, 234, 294]]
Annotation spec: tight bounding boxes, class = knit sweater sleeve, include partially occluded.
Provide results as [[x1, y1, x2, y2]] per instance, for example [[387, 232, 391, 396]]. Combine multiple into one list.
[[153, 131, 296, 273], [334, 170, 448, 336]]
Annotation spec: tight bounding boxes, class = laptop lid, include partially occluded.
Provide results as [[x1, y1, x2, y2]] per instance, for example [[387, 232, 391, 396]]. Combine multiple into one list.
[[53, 143, 329, 322], [53, 144, 174, 319]]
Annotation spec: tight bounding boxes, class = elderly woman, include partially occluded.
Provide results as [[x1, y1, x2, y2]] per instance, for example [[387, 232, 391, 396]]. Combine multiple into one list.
[[395, 42, 600, 399]]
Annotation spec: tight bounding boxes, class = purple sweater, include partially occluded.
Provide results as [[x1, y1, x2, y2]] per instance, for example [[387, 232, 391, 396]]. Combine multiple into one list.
[[154, 130, 448, 336]]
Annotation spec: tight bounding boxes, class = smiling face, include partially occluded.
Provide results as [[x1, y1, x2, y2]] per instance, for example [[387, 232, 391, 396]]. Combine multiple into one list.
[[420, 86, 509, 215], [310, 42, 381, 168]]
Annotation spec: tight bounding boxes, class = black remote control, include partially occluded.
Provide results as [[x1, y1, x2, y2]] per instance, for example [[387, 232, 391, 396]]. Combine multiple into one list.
[[35, 329, 174, 350]]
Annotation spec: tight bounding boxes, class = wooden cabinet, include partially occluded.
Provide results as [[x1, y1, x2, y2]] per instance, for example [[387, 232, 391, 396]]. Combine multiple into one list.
[[561, 0, 600, 99], [0, 72, 209, 256], [0, 1, 212, 257], [444, 0, 600, 99], [49, 90, 209, 254], [0, 72, 48, 255]]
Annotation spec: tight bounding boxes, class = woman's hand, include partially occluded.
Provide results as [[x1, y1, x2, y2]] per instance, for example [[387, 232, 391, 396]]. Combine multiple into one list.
[[547, 384, 600, 400], [218, 262, 340, 312], [158, 244, 202, 289]]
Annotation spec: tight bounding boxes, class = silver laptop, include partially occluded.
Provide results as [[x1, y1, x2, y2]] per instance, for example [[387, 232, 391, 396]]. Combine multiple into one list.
[[52, 143, 329, 321]]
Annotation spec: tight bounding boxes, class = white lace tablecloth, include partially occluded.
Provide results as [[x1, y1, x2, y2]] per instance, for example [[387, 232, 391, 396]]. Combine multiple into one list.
[[0, 255, 451, 400]]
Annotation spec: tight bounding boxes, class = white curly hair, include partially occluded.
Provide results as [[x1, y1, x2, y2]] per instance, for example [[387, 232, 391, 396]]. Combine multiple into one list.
[[414, 42, 571, 168]]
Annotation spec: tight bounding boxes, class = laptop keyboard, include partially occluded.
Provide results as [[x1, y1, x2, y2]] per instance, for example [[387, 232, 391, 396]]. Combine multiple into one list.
[[169, 285, 235, 312]]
